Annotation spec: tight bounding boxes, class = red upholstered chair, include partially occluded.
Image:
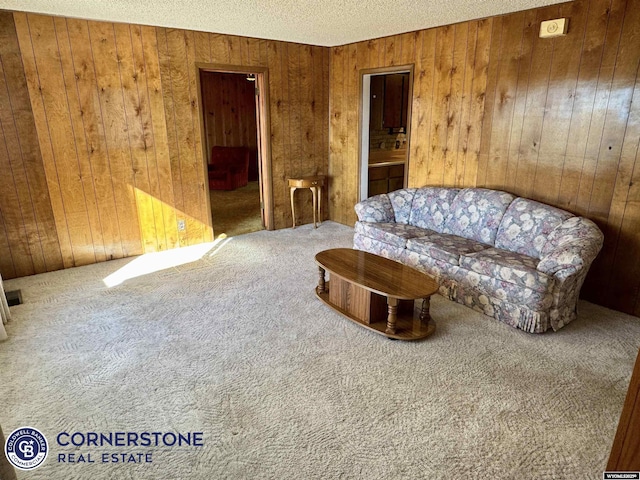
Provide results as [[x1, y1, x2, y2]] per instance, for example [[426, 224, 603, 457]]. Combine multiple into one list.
[[208, 146, 250, 190]]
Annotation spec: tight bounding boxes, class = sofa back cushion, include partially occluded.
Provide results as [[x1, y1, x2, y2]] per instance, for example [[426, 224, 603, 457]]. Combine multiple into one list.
[[388, 189, 417, 224], [408, 187, 459, 233], [495, 198, 573, 259], [443, 188, 515, 245]]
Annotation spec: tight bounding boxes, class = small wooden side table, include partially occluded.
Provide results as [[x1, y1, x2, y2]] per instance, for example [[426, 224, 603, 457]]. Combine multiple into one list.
[[288, 175, 325, 228]]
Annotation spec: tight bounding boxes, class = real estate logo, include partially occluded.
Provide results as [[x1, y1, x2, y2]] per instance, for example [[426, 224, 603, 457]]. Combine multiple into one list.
[[4, 426, 49, 470]]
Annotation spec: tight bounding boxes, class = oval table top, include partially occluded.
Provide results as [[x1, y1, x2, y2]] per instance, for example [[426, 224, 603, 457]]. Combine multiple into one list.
[[315, 248, 438, 300]]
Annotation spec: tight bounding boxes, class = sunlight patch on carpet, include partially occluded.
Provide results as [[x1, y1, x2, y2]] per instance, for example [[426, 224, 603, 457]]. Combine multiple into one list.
[[103, 237, 233, 287]]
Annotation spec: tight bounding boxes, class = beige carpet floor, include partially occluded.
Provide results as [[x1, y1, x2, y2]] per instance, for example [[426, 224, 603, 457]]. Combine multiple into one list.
[[209, 181, 263, 238], [1, 222, 639, 479]]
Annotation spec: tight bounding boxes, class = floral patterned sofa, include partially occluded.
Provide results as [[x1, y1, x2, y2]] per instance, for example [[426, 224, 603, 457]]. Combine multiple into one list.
[[353, 187, 604, 333]]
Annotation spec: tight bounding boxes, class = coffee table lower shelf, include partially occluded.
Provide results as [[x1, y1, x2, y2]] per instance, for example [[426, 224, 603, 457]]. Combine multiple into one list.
[[315, 281, 436, 341]]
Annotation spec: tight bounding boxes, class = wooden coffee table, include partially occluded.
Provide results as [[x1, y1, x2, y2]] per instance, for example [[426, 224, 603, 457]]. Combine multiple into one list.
[[315, 248, 439, 341]]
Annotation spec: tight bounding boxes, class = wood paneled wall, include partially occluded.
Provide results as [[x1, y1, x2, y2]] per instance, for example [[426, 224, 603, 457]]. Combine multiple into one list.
[[200, 71, 258, 156], [5, 1, 640, 315], [0, 10, 329, 279], [0, 12, 63, 278], [329, 0, 640, 316], [157, 27, 329, 230]]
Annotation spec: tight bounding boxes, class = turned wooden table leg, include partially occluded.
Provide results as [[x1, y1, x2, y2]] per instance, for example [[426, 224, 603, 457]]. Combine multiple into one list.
[[290, 186, 297, 228], [317, 186, 322, 226], [317, 266, 326, 294], [311, 186, 318, 228], [386, 297, 399, 335], [420, 296, 431, 324]]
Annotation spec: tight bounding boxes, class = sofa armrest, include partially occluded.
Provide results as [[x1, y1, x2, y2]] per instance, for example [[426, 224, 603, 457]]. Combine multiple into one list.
[[354, 194, 395, 223], [537, 217, 604, 280], [537, 242, 593, 280]]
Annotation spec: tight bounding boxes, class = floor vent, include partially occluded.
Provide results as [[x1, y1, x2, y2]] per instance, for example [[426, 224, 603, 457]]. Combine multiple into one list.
[[5, 290, 22, 306]]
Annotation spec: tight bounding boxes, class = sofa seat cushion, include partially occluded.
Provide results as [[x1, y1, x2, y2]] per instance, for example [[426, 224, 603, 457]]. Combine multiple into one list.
[[402, 251, 553, 310], [452, 268, 553, 310], [354, 234, 404, 262], [354, 222, 429, 248], [459, 248, 554, 293], [406, 233, 491, 266]]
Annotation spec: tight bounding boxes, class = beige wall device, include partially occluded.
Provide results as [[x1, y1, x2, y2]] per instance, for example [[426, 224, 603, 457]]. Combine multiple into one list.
[[539, 18, 569, 38]]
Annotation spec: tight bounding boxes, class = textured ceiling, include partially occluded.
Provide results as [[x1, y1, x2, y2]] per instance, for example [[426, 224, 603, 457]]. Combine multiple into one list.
[[0, 0, 570, 46]]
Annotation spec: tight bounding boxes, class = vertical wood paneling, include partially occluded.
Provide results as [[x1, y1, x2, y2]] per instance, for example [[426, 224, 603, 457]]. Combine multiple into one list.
[[17, 13, 95, 268], [14, 14, 72, 270], [227, 35, 242, 65], [210, 33, 230, 63], [161, 28, 206, 245], [298, 44, 315, 221], [185, 29, 208, 244], [408, 29, 436, 185], [586, 0, 640, 305], [4, 11, 328, 280], [445, 22, 469, 186], [484, 12, 526, 189], [200, 71, 257, 152], [400, 32, 418, 66], [279, 41, 294, 224], [455, 21, 478, 187], [65, 19, 124, 261], [329, 46, 346, 224], [463, 18, 492, 187], [532, 1, 588, 204], [0, 11, 63, 277], [88, 20, 143, 257], [194, 31, 210, 64], [266, 40, 287, 227], [606, 73, 640, 311], [476, 15, 503, 187], [113, 23, 158, 252], [429, 26, 455, 187], [287, 43, 302, 182], [0, 69, 42, 274], [130, 25, 171, 251], [557, 0, 612, 212], [576, 0, 627, 215], [0, 125, 34, 277], [140, 25, 179, 250], [54, 17, 107, 263], [320, 46, 331, 217], [345, 44, 359, 222], [503, 11, 537, 194], [328, 0, 640, 317], [512, 6, 558, 198], [156, 27, 187, 247]]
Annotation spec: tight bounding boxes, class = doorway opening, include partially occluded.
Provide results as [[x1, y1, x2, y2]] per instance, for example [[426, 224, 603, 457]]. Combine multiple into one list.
[[197, 65, 273, 238], [359, 66, 414, 201]]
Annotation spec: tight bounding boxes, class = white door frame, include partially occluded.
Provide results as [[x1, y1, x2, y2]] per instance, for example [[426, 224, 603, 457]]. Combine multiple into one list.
[[358, 65, 414, 201]]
